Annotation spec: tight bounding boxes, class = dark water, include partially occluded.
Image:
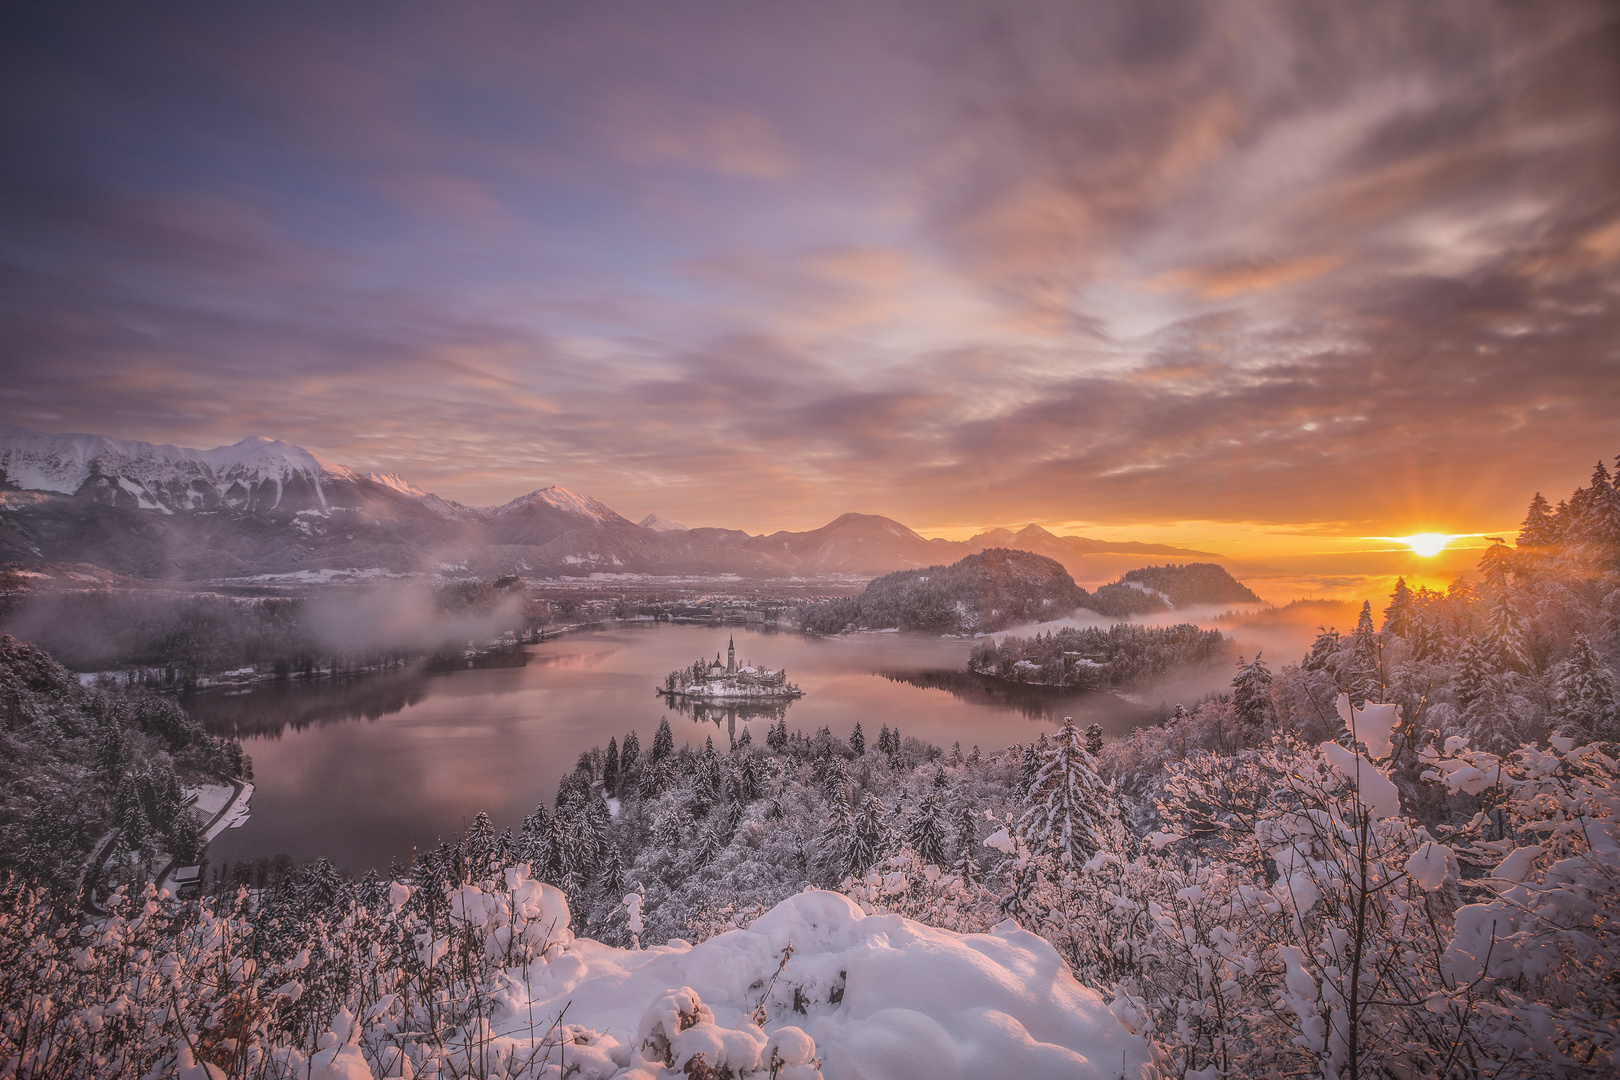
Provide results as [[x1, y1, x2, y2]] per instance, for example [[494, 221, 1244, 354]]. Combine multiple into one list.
[[190, 623, 1150, 872]]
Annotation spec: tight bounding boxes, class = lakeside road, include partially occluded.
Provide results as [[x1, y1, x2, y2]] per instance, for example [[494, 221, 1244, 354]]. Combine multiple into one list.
[[153, 776, 254, 896]]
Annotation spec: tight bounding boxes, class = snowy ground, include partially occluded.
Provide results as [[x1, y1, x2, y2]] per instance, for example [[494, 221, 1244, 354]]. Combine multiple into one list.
[[428, 886, 1146, 1080]]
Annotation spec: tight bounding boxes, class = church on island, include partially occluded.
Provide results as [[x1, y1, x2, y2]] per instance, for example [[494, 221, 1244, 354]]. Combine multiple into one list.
[[659, 636, 803, 701]]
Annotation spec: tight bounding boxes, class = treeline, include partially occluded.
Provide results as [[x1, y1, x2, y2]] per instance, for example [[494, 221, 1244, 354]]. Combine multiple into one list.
[[0, 634, 250, 901], [968, 622, 1232, 688], [800, 548, 1090, 634]]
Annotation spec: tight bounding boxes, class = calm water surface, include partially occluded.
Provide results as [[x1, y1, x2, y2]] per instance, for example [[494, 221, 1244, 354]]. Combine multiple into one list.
[[190, 623, 1150, 872]]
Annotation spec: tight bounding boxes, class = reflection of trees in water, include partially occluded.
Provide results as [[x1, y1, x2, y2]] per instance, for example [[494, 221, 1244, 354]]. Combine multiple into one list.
[[658, 693, 793, 747], [185, 670, 435, 740], [878, 669, 1150, 732]]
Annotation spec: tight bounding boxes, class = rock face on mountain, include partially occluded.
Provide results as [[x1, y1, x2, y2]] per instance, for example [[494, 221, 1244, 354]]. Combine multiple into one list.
[[0, 428, 1221, 583], [799, 549, 1092, 634]]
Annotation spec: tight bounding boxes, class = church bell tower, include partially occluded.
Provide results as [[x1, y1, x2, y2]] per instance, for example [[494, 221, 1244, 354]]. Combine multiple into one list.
[[727, 635, 736, 675]]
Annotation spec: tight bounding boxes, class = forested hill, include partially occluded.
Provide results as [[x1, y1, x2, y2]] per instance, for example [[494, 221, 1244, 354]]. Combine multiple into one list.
[[799, 548, 1090, 634], [0, 634, 250, 902], [1088, 562, 1262, 616]]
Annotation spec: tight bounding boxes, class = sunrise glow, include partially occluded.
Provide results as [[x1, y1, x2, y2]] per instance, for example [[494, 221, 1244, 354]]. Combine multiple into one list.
[[1399, 533, 1455, 558]]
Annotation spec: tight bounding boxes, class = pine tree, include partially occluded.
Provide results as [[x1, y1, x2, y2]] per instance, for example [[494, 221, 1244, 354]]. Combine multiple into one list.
[[1348, 601, 1381, 705], [877, 723, 893, 755], [951, 800, 983, 886], [1453, 635, 1492, 714], [849, 721, 866, 756], [114, 775, 150, 853], [1013, 718, 1111, 863], [694, 820, 726, 867], [1304, 626, 1341, 674], [735, 725, 753, 750], [846, 794, 893, 877], [1231, 653, 1274, 728], [620, 730, 641, 779], [95, 720, 125, 787], [1517, 493, 1556, 549], [1577, 460, 1620, 558], [651, 716, 675, 763], [817, 790, 856, 881], [603, 736, 620, 795], [907, 790, 949, 867], [1084, 722, 1104, 757], [467, 810, 498, 879], [599, 841, 625, 897], [1478, 541, 1515, 589], [767, 717, 788, 752], [1553, 635, 1620, 743], [734, 754, 762, 802], [1382, 577, 1414, 638], [1483, 586, 1530, 673]]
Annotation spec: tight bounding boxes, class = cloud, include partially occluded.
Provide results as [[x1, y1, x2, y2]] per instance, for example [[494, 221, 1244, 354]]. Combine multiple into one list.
[[0, 0, 1615, 547]]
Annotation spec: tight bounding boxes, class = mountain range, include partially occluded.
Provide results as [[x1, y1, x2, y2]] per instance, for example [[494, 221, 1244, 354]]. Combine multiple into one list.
[[0, 427, 1219, 584]]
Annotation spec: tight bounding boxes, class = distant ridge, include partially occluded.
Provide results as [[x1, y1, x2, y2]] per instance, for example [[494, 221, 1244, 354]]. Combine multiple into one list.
[[0, 427, 1223, 583]]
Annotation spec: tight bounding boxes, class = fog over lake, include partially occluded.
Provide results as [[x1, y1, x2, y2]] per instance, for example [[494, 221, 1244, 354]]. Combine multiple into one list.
[[190, 622, 1159, 871]]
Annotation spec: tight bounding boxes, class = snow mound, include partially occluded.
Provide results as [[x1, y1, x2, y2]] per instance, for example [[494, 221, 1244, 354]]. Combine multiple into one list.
[[503, 889, 1144, 1080]]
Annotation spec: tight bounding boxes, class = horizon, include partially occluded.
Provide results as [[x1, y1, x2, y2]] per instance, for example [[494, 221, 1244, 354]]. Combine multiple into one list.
[[2, 1, 1616, 578]]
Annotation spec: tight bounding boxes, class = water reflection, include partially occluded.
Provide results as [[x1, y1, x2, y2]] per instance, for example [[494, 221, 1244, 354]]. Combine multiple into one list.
[[878, 669, 1147, 734], [658, 693, 794, 747], [186, 623, 1155, 872]]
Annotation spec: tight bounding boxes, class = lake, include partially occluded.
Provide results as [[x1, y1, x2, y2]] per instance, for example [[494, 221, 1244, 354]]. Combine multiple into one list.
[[188, 622, 1156, 872]]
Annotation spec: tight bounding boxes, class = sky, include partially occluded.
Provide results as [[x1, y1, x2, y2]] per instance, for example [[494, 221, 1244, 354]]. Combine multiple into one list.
[[2, 0, 1618, 570]]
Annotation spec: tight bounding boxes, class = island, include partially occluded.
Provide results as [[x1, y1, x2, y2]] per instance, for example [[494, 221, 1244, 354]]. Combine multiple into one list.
[[657, 635, 803, 702]]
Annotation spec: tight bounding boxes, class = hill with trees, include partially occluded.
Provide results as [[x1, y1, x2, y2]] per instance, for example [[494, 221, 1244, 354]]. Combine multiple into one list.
[[1087, 562, 1262, 616], [798, 548, 1090, 634]]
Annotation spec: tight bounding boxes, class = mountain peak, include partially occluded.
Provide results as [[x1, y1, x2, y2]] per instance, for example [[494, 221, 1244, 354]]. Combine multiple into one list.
[[639, 513, 689, 532]]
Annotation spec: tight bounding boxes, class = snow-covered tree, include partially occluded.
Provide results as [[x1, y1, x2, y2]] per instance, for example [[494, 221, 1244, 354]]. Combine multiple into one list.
[[906, 789, 949, 867], [1553, 634, 1619, 743], [1013, 719, 1110, 863]]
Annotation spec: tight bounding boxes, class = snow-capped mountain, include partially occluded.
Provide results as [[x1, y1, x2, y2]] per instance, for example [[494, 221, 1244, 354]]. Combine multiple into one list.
[[0, 427, 1220, 583], [0, 426, 358, 514]]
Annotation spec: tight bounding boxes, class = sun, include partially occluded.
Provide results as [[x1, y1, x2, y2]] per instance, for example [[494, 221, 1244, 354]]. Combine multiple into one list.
[[1399, 533, 1453, 558]]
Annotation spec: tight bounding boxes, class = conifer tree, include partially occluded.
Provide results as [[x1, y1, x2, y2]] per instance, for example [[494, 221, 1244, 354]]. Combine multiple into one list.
[[849, 721, 866, 756], [1231, 653, 1274, 728], [651, 716, 675, 763], [1381, 577, 1414, 637], [1517, 492, 1556, 549], [735, 725, 752, 749], [1553, 635, 1620, 743], [603, 736, 619, 795], [767, 717, 788, 752], [877, 723, 893, 755], [599, 841, 625, 897], [816, 785, 856, 880], [1348, 601, 1381, 705], [846, 793, 893, 877], [620, 730, 641, 779], [907, 789, 949, 867], [694, 820, 726, 867], [1013, 719, 1110, 863], [1453, 635, 1492, 713], [952, 800, 983, 887], [1084, 722, 1104, 757], [95, 720, 125, 787]]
